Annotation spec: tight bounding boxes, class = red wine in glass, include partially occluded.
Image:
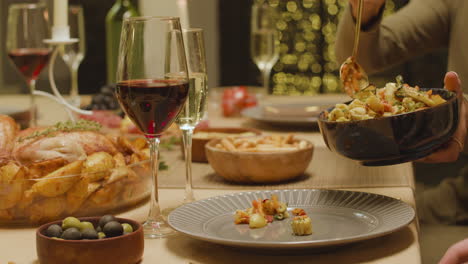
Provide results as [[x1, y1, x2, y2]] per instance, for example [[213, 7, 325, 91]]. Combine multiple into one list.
[[116, 79, 189, 136], [8, 48, 51, 83]]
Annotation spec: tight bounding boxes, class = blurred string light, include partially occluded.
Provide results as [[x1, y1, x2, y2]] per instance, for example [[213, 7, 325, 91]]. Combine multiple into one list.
[[254, 0, 400, 95]]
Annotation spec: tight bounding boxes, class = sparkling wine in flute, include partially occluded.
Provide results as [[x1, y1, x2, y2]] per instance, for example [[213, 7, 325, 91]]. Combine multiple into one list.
[[169, 72, 208, 129], [251, 29, 279, 71]]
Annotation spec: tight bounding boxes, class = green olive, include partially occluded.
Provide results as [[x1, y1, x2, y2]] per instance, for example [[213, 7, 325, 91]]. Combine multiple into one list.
[[121, 223, 133, 233], [98, 232, 106, 239], [62, 217, 81, 230], [79, 221, 95, 231]]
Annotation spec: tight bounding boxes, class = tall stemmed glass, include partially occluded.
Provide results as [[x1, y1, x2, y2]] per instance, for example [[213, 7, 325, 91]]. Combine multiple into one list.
[[7, 3, 51, 127], [250, 1, 279, 95], [115, 17, 189, 238], [175, 28, 208, 203], [59, 5, 86, 107]]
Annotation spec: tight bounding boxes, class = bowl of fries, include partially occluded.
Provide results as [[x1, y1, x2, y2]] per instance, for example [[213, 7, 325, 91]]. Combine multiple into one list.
[[205, 135, 313, 183], [191, 127, 261, 162]]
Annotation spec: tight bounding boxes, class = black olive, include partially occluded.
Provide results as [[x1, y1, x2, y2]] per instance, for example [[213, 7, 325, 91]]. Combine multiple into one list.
[[103, 221, 123, 237], [82, 229, 99, 240], [46, 224, 63, 238], [98, 215, 117, 228], [61, 227, 82, 240]]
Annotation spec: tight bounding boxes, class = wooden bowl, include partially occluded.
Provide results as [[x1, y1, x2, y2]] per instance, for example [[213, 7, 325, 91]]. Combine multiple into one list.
[[191, 127, 261, 162], [36, 217, 144, 264], [205, 138, 314, 183]]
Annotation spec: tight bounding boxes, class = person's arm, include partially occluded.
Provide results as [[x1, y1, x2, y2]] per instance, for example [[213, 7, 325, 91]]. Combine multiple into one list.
[[335, 0, 451, 74]]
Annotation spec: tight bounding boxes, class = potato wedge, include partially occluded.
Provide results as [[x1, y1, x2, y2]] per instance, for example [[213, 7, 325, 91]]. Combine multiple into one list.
[[88, 182, 123, 207], [31, 160, 83, 197], [106, 166, 138, 185], [66, 177, 89, 214], [113, 153, 126, 167], [28, 196, 66, 223], [0, 162, 26, 209], [27, 158, 66, 179], [132, 137, 147, 150], [82, 152, 115, 182], [17, 189, 37, 210]]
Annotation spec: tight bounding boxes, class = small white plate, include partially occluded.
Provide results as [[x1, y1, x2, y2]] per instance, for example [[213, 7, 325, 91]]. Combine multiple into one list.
[[241, 95, 347, 126]]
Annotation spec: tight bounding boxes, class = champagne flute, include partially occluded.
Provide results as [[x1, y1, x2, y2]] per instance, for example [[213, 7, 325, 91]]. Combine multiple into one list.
[[175, 28, 208, 203], [115, 16, 189, 238], [250, 1, 279, 95], [59, 5, 86, 107], [7, 3, 51, 127]]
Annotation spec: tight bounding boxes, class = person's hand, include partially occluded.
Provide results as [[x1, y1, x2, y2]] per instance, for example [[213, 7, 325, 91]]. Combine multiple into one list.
[[439, 238, 468, 264], [418, 71, 468, 163], [349, 0, 385, 25]]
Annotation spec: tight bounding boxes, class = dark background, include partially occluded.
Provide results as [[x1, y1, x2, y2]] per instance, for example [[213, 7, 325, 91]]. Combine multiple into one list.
[[1, 0, 448, 95]]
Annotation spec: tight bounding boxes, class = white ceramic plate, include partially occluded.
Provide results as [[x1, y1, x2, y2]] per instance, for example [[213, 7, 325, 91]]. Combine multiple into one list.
[[168, 189, 415, 249], [241, 95, 347, 126], [241, 103, 321, 126]]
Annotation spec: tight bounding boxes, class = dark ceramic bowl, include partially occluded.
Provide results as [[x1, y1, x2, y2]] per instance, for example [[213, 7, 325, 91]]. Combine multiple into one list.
[[318, 88, 458, 166], [36, 217, 144, 264]]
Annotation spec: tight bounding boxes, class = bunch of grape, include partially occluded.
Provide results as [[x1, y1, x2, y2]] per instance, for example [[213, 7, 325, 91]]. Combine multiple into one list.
[[83, 85, 120, 111]]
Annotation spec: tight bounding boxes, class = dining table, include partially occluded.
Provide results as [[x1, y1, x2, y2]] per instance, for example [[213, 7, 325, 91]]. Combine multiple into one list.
[[0, 91, 421, 264]]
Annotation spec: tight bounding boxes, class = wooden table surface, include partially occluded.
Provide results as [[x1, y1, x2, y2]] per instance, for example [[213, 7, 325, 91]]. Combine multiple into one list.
[[0, 93, 420, 263]]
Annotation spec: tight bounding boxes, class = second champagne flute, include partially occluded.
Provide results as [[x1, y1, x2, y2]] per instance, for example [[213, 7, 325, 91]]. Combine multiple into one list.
[[115, 16, 189, 238], [174, 28, 208, 203], [250, 1, 279, 96]]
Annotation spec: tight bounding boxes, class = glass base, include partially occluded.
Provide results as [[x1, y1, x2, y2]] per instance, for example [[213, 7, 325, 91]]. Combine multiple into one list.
[[183, 196, 195, 204], [142, 220, 176, 239]]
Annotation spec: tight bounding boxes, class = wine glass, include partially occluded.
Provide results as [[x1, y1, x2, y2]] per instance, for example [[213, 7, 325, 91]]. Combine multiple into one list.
[[250, 1, 279, 95], [59, 5, 86, 107], [175, 28, 208, 203], [7, 3, 51, 127], [115, 16, 189, 238]]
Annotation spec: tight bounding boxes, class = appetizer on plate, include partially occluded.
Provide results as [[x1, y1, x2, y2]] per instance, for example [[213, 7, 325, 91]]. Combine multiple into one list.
[[290, 208, 313, 236], [234, 194, 312, 236], [234, 194, 289, 229]]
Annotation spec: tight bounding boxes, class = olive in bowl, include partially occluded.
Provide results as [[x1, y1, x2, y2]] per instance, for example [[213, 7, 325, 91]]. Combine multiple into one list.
[[36, 216, 143, 264], [317, 88, 458, 166]]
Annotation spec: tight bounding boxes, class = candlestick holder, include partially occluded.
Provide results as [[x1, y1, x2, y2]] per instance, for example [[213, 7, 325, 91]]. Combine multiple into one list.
[[38, 1, 93, 120]]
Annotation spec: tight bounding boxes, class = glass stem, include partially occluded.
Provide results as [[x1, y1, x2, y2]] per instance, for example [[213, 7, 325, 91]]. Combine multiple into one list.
[[147, 136, 163, 223], [262, 67, 272, 95], [69, 66, 80, 107], [28, 80, 37, 127], [182, 127, 195, 203]]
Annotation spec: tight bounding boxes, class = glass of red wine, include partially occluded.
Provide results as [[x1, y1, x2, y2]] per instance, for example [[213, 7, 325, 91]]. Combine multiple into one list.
[[115, 16, 189, 238], [6, 3, 51, 127]]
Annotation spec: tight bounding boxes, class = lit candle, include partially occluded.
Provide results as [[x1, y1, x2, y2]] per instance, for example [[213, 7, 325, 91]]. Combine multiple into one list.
[[54, 0, 68, 27]]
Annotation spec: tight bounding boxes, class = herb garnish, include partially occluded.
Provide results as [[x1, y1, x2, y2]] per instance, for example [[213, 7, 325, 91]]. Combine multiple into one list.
[[17, 120, 102, 142]]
